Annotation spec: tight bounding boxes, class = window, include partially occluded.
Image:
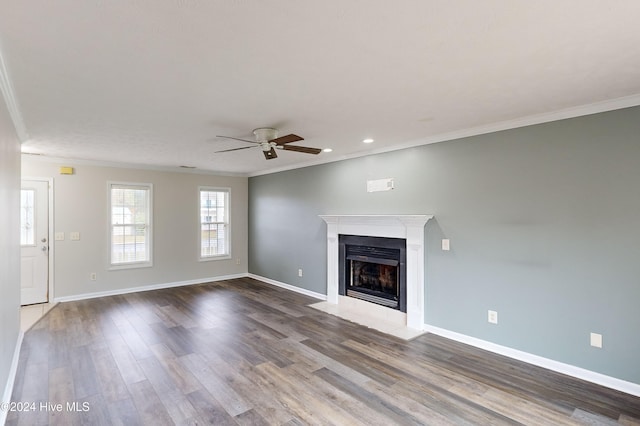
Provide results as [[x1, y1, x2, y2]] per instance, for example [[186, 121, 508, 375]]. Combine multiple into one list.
[[20, 189, 35, 246], [109, 182, 152, 268], [199, 187, 230, 259]]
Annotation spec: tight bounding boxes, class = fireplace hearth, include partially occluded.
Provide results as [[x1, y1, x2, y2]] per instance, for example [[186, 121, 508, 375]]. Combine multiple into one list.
[[339, 234, 406, 312]]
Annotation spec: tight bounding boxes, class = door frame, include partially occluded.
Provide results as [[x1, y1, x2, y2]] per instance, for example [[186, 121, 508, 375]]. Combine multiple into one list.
[[21, 176, 55, 303]]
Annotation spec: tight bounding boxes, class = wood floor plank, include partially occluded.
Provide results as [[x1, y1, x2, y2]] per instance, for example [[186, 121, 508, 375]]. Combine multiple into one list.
[[69, 345, 101, 400], [247, 311, 309, 342], [198, 347, 298, 425], [388, 377, 508, 425], [286, 361, 417, 426], [47, 367, 75, 426], [239, 331, 294, 368], [233, 408, 270, 426], [257, 361, 364, 425], [121, 293, 165, 325], [114, 319, 154, 360], [47, 330, 70, 371], [247, 362, 344, 425], [362, 378, 461, 426], [184, 388, 238, 426], [137, 355, 199, 424], [127, 380, 174, 425], [148, 343, 202, 395], [14, 361, 49, 425], [106, 397, 143, 426], [10, 277, 640, 425], [105, 334, 146, 385], [469, 387, 578, 425], [179, 352, 252, 417], [88, 341, 131, 403], [312, 366, 427, 425], [157, 305, 199, 329], [70, 393, 112, 426], [279, 337, 372, 386], [301, 338, 400, 387]]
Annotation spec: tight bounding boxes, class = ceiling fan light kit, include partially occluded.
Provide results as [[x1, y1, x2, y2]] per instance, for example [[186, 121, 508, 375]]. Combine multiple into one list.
[[215, 127, 322, 160]]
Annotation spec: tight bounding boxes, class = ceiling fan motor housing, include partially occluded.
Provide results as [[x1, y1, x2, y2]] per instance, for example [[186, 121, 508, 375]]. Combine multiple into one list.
[[253, 127, 278, 142]]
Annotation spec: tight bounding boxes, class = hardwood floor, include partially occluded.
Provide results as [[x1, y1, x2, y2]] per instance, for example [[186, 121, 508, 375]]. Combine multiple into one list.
[[7, 277, 640, 425]]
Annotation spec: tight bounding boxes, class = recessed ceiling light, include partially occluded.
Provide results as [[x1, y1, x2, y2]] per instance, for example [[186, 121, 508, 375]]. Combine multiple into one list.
[[323, 148, 333, 153], [363, 138, 374, 144]]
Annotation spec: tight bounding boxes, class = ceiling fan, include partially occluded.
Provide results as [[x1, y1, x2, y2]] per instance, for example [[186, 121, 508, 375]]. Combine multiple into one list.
[[215, 128, 322, 160]]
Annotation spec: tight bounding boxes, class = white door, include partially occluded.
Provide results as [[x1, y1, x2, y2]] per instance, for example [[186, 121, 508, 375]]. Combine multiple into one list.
[[20, 180, 49, 305]]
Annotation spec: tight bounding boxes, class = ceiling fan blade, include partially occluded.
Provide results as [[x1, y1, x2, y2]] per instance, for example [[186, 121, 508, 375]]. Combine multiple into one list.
[[270, 134, 304, 145], [281, 145, 322, 155], [215, 146, 256, 153], [215, 135, 258, 144], [263, 147, 278, 160]]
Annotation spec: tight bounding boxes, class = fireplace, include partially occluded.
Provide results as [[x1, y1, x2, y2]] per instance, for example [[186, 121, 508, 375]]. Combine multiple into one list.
[[319, 214, 433, 333], [339, 235, 406, 312]]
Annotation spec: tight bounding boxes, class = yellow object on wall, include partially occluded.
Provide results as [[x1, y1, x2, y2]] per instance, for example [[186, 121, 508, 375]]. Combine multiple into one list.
[[59, 166, 74, 175]]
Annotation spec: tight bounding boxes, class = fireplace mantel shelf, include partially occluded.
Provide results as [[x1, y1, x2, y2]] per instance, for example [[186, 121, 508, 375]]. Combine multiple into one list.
[[318, 213, 434, 337], [319, 214, 433, 225]]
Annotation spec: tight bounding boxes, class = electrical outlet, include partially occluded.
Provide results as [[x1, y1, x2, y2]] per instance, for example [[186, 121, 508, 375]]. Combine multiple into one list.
[[488, 310, 498, 324], [235, 258, 241, 265], [298, 268, 303, 277], [90, 273, 97, 281], [70, 231, 80, 241], [590, 332, 603, 348]]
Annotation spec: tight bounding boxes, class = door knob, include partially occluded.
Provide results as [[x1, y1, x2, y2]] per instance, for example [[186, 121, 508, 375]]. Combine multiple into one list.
[[41, 238, 47, 243], [41, 246, 48, 251]]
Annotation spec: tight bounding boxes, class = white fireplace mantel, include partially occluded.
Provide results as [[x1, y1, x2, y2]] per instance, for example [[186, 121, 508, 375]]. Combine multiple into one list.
[[319, 214, 433, 331]]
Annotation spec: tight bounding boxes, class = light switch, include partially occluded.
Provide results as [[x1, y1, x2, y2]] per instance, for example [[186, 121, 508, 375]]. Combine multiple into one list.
[[70, 232, 80, 241], [55, 232, 65, 241], [442, 239, 450, 251]]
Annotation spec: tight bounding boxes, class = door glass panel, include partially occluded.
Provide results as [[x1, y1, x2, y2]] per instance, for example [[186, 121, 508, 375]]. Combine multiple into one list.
[[20, 189, 35, 246]]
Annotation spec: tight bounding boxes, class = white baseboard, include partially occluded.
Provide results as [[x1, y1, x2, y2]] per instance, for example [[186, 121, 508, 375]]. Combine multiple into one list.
[[1, 331, 24, 426], [247, 274, 327, 301], [53, 273, 248, 303], [424, 324, 640, 398]]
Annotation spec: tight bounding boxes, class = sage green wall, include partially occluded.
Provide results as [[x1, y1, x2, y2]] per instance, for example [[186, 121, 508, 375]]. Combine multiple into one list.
[[248, 106, 640, 384], [0, 92, 21, 405], [22, 159, 248, 299]]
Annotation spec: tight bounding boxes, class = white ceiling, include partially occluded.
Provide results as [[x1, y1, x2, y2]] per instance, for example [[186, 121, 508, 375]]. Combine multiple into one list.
[[1, 1, 640, 176]]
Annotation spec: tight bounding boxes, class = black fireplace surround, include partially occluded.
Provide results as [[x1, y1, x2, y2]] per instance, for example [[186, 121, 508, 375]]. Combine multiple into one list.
[[338, 234, 407, 312]]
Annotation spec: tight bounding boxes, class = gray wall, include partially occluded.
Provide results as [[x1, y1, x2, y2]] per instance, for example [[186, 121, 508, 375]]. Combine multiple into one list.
[[22, 159, 248, 299], [249, 106, 640, 384], [0, 92, 21, 403]]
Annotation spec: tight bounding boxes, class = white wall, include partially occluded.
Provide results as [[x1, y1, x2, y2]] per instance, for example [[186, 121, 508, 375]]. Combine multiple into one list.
[[22, 158, 248, 299], [0, 90, 21, 413]]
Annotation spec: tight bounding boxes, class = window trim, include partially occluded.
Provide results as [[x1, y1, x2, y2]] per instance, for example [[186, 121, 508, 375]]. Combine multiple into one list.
[[198, 186, 231, 261], [108, 181, 153, 270]]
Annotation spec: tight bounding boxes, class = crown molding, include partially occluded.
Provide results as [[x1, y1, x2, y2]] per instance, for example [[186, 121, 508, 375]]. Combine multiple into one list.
[[249, 93, 640, 177], [0, 45, 28, 142]]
